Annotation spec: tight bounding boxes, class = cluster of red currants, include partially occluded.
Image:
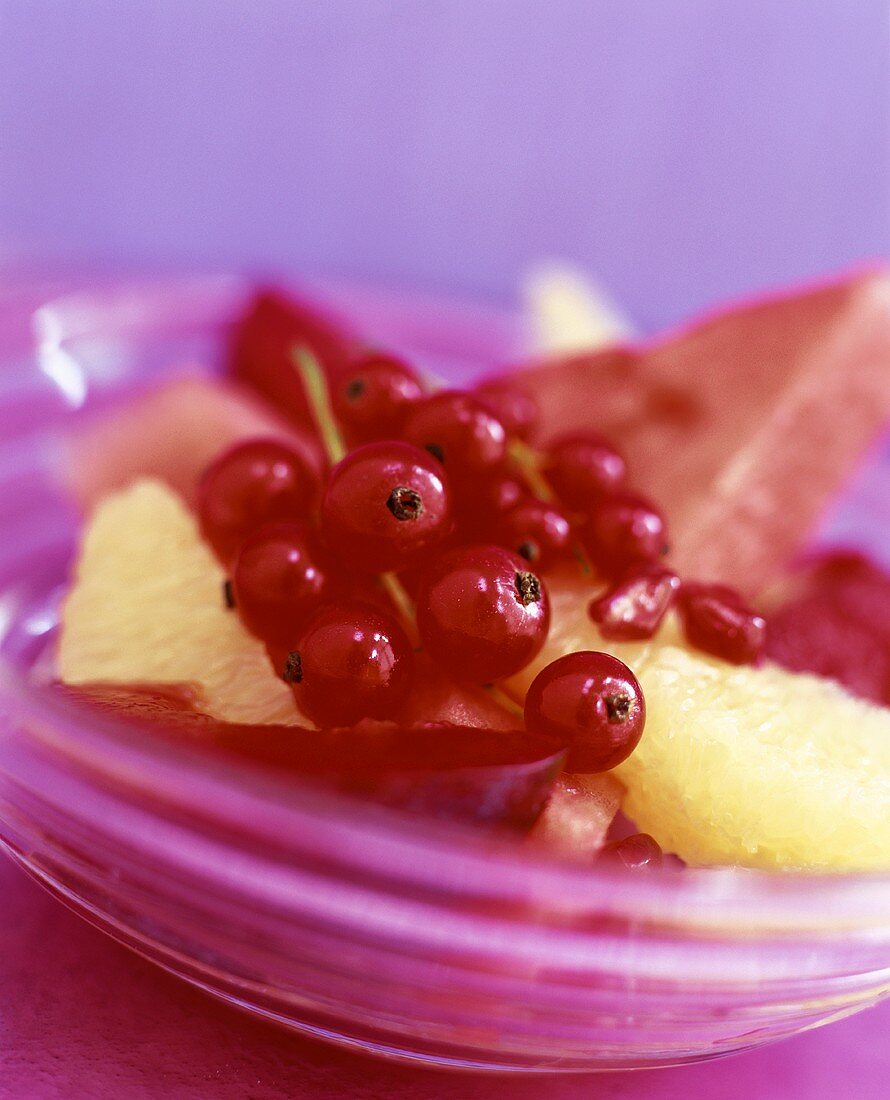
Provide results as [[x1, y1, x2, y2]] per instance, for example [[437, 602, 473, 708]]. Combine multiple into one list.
[[197, 347, 762, 775]]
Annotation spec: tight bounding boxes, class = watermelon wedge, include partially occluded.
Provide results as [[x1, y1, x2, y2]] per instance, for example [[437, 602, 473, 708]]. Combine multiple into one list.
[[63, 375, 322, 513], [60, 683, 565, 831], [495, 270, 890, 595], [766, 550, 890, 705]]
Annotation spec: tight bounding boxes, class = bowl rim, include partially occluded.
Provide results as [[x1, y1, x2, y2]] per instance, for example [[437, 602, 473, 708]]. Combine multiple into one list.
[[1, 267, 888, 938]]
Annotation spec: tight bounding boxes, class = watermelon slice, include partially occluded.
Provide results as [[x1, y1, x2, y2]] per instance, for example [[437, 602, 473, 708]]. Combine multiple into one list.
[[62, 374, 322, 513], [495, 270, 890, 595], [60, 683, 565, 831], [766, 550, 890, 705]]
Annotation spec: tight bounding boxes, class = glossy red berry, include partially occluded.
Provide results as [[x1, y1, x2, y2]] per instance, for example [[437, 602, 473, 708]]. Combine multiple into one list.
[[499, 498, 573, 570], [231, 523, 341, 647], [198, 438, 319, 563], [582, 492, 668, 579], [416, 544, 550, 683], [677, 582, 766, 665], [287, 600, 414, 726], [321, 441, 452, 573], [588, 565, 680, 640], [453, 470, 528, 542], [485, 472, 527, 514], [475, 379, 540, 442], [401, 390, 507, 478], [332, 352, 424, 444], [524, 651, 645, 772], [544, 433, 627, 510], [599, 833, 663, 870]]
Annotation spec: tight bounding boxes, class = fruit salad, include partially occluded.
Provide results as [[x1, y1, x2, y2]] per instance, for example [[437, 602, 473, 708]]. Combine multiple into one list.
[[57, 270, 890, 873]]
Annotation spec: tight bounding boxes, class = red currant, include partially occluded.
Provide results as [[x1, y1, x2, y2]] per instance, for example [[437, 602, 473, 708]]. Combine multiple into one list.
[[544, 433, 626, 510], [231, 523, 342, 647], [321, 441, 452, 573], [286, 600, 414, 726], [485, 472, 527, 514], [599, 833, 663, 870], [677, 582, 766, 665], [453, 470, 528, 542], [475, 379, 540, 442], [401, 390, 507, 479], [524, 651, 645, 772], [332, 352, 424, 444], [416, 545, 550, 683], [498, 498, 573, 571], [582, 492, 668, 579], [198, 438, 319, 563], [588, 565, 680, 640]]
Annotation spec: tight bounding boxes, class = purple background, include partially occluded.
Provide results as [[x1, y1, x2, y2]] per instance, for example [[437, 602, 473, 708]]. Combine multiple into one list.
[[1, 1, 888, 331], [1, 3, 889, 1097]]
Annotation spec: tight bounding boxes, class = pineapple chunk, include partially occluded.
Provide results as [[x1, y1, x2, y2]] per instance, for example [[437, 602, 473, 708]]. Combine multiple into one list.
[[58, 485, 890, 870], [615, 646, 890, 871], [510, 574, 890, 871], [58, 480, 303, 725], [523, 263, 634, 354]]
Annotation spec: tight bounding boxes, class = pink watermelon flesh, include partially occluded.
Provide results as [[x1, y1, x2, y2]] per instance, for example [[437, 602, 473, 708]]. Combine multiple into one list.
[[398, 655, 521, 732], [59, 683, 565, 832], [766, 550, 890, 705], [63, 375, 323, 512], [494, 271, 890, 596], [529, 773, 624, 859]]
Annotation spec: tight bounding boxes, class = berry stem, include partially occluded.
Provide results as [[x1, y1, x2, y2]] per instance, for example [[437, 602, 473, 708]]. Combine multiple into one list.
[[509, 438, 593, 578], [486, 683, 525, 719], [292, 346, 347, 464], [379, 571, 422, 649], [508, 438, 554, 502], [292, 345, 424, 650]]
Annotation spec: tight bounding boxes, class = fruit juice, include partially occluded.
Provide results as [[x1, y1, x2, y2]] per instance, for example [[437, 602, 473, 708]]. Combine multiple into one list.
[[53, 269, 890, 873]]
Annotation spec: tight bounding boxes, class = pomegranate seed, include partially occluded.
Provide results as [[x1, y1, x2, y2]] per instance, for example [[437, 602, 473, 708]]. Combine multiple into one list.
[[599, 833, 663, 870], [589, 565, 680, 640], [677, 582, 766, 665]]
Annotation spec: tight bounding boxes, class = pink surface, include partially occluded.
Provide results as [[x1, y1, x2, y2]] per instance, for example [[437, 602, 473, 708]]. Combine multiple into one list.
[[2, 855, 888, 1099]]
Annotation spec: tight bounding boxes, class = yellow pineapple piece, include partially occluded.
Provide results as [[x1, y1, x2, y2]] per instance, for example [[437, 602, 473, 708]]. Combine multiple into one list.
[[507, 572, 890, 870], [58, 479, 304, 725], [58, 484, 890, 871], [614, 646, 890, 871], [523, 262, 634, 354]]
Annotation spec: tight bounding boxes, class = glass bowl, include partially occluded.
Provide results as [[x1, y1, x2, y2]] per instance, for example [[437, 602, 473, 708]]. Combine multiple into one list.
[[0, 272, 888, 1074]]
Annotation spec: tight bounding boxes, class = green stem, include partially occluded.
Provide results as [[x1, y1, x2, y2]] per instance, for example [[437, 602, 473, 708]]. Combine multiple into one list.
[[486, 683, 525, 720], [509, 439, 593, 578], [379, 572, 422, 650], [508, 438, 554, 502], [292, 346, 347, 464]]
